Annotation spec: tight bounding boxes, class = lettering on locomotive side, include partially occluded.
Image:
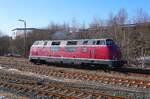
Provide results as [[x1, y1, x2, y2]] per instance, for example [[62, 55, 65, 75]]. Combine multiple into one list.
[[81, 47, 88, 53], [51, 47, 60, 52], [65, 47, 77, 52]]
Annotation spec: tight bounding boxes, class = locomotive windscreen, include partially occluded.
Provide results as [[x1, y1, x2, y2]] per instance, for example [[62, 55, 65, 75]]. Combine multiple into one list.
[[106, 39, 114, 45]]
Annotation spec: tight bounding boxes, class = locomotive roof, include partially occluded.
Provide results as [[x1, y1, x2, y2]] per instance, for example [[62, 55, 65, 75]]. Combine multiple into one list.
[[32, 38, 114, 46], [36, 38, 111, 42]]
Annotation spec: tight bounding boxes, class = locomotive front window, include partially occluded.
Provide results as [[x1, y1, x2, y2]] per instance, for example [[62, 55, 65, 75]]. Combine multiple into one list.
[[106, 39, 114, 45]]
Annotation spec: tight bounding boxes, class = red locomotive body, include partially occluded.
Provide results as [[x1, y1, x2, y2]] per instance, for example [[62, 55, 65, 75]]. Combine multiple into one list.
[[29, 39, 125, 68]]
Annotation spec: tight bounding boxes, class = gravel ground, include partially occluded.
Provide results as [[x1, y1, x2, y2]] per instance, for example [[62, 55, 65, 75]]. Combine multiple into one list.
[[0, 66, 149, 99]]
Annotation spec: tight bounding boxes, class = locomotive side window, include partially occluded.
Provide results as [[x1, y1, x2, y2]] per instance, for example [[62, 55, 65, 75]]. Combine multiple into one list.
[[65, 47, 76, 52], [44, 41, 48, 45], [51, 47, 60, 52], [51, 41, 60, 45], [67, 41, 77, 45], [93, 41, 96, 45], [96, 40, 105, 45], [83, 40, 88, 45]]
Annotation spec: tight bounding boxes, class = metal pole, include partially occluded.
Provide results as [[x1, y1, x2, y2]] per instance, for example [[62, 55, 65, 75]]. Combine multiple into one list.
[[24, 20, 26, 57], [18, 19, 27, 57]]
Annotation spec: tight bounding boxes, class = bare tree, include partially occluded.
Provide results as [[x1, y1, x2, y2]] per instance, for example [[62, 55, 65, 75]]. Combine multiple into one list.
[[132, 8, 150, 67]]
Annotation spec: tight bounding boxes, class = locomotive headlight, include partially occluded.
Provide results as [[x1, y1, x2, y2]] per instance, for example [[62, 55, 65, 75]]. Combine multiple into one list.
[[113, 55, 117, 60], [113, 55, 115, 59]]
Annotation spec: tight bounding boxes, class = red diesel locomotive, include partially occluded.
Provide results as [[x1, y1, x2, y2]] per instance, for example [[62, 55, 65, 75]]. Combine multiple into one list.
[[29, 38, 125, 68]]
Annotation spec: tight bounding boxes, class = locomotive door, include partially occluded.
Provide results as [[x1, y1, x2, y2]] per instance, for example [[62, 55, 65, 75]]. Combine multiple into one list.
[[90, 49, 95, 59]]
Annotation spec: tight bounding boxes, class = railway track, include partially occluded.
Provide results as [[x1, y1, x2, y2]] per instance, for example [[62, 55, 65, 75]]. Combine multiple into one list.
[[0, 62, 150, 90], [113, 67, 150, 74], [0, 71, 127, 99], [1, 57, 150, 75]]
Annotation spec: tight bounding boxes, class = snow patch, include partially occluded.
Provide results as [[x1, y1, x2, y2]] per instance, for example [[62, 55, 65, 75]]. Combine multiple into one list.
[[8, 68, 19, 72], [0, 96, 6, 99], [0, 66, 4, 69]]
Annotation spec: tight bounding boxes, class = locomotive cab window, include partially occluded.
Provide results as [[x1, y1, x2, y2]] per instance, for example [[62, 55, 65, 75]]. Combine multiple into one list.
[[96, 40, 105, 45], [51, 41, 60, 45], [67, 41, 77, 45], [106, 39, 114, 45]]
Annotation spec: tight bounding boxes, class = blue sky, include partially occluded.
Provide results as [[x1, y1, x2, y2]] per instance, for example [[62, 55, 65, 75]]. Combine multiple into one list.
[[0, 0, 150, 36]]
